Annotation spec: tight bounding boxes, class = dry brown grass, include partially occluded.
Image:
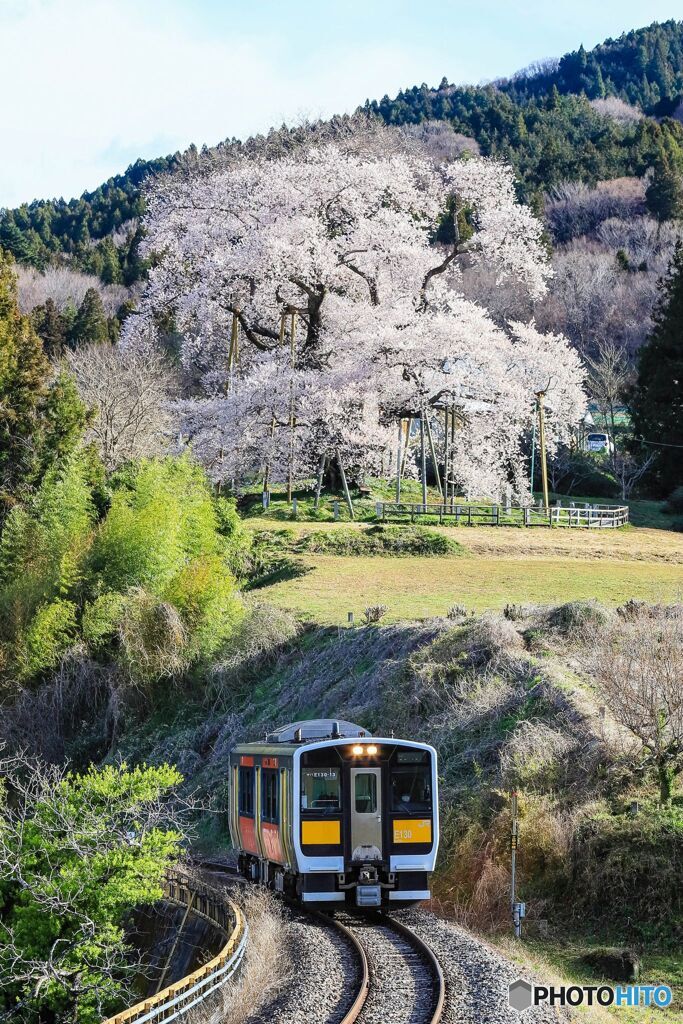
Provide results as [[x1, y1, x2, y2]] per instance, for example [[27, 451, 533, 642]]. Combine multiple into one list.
[[190, 887, 286, 1024]]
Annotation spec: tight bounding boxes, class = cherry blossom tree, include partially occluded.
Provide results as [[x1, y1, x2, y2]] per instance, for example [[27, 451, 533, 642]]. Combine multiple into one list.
[[126, 127, 585, 501]]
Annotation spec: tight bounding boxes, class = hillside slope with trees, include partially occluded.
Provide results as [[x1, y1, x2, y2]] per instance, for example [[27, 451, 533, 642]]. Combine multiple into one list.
[[3, 19, 683, 285]]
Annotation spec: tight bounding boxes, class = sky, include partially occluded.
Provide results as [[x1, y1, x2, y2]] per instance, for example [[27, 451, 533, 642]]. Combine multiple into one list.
[[0, 0, 679, 207]]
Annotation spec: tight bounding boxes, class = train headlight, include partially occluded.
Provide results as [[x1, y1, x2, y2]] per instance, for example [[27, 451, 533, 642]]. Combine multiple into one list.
[[352, 744, 364, 755], [367, 744, 378, 755]]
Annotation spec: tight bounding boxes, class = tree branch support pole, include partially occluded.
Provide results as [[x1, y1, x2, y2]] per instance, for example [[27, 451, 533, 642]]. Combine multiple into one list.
[[536, 390, 550, 510], [424, 410, 443, 499], [314, 454, 327, 509], [395, 419, 403, 503], [420, 412, 427, 511], [443, 406, 449, 506], [287, 311, 297, 505], [400, 417, 412, 478], [337, 450, 354, 519], [227, 309, 239, 392], [450, 406, 456, 511], [530, 405, 537, 500], [263, 312, 287, 501]]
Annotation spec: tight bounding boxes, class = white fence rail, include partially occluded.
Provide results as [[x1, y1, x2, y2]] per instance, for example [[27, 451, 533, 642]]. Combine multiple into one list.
[[378, 501, 629, 529]]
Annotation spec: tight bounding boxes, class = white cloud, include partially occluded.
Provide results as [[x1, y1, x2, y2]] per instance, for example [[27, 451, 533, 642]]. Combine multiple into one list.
[[0, 0, 451, 205]]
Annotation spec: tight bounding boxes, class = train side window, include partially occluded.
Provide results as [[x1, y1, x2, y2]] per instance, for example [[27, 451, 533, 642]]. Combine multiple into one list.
[[262, 769, 279, 823], [354, 773, 377, 813], [301, 768, 340, 811], [390, 766, 431, 811], [238, 767, 254, 816]]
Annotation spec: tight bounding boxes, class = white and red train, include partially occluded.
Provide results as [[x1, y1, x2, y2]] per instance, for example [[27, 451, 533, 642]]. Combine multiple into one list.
[[229, 719, 439, 907]]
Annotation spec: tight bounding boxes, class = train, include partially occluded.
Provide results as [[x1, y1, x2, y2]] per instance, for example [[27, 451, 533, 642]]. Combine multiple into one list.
[[229, 719, 439, 907]]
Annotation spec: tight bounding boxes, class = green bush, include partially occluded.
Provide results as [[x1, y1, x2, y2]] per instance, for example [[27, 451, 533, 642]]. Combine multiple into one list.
[[296, 524, 464, 557], [17, 599, 78, 680], [0, 455, 245, 694], [570, 805, 683, 934], [549, 600, 609, 637], [665, 485, 683, 515]]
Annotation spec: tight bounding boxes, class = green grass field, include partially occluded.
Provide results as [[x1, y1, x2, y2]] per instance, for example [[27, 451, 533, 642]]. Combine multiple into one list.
[[262, 553, 683, 623]]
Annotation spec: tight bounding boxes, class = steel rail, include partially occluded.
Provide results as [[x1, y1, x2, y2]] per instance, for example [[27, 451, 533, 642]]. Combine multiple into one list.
[[381, 914, 445, 1024]]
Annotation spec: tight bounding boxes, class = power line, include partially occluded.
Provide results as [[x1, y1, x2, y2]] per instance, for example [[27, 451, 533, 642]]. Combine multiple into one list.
[[636, 437, 683, 449]]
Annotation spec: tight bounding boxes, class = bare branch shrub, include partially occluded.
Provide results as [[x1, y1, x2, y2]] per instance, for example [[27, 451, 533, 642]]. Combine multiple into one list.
[[463, 614, 523, 669], [588, 608, 683, 803], [589, 97, 643, 124], [207, 602, 300, 708], [66, 343, 177, 471], [363, 604, 388, 624], [15, 265, 129, 317]]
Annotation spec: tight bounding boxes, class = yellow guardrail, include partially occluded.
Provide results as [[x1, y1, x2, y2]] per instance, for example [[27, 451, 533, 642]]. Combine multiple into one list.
[[103, 870, 247, 1024]]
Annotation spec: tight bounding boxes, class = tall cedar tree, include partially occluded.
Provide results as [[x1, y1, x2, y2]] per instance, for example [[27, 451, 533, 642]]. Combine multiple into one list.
[[69, 287, 109, 347], [31, 297, 67, 357], [0, 252, 89, 520], [630, 240, 683, 496], [645, 152, 683, 222]]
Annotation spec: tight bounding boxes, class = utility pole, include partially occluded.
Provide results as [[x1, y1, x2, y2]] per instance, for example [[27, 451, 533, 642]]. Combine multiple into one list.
[[536, 390, 550, 510], [510, 791, 524, 939]]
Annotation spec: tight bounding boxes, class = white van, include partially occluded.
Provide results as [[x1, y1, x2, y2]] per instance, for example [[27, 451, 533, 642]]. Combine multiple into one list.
[[585, 432, 614, 454]]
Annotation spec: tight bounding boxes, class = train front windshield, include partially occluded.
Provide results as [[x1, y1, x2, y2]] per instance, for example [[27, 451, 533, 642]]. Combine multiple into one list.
[[301, 767, 341, 810], [390, 760, 432, 812]]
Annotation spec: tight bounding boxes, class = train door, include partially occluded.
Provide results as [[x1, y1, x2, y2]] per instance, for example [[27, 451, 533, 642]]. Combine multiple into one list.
[[350, 767, 382, 858]]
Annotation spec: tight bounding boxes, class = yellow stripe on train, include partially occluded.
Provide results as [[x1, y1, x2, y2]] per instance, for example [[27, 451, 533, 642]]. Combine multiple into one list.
[[393, 819, 432, 843], [301, 819, 341, 845]]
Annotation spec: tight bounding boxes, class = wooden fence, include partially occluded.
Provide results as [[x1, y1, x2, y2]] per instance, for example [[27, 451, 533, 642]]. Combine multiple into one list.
[[378, 501, 629, 529], [102, 871, 247, 1024]]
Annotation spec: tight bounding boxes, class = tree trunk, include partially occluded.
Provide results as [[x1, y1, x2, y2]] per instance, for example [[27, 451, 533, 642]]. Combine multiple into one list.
[[658, 762, 674, 805]]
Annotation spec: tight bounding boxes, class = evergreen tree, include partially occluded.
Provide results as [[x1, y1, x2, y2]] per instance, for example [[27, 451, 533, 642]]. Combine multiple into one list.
[[69, 287, 109, 347], [630, 241, 683, 496], [645, 153, 683, 221], [0, 253, 89, 521], [0, 252, 51, 514], [31, 297, 67, 357]]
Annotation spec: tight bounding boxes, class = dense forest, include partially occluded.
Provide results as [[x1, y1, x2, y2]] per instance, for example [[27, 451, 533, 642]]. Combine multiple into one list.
[[3, 20, 683, 284]]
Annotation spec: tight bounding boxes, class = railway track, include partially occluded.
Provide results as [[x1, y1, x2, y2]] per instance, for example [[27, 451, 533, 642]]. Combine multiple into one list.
[[197, 862, 444, 1024], [332, 911, 444, 1024]]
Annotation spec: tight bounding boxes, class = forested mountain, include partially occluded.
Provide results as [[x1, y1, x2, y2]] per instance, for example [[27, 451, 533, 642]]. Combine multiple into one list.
[[3, 18, 683, 283]]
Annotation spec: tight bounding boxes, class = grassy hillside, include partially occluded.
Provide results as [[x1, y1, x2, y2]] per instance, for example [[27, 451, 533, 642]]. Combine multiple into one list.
[[92, 600, 682, 1013]]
